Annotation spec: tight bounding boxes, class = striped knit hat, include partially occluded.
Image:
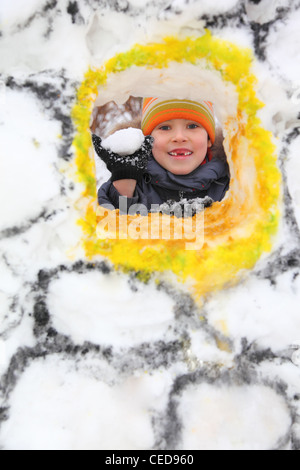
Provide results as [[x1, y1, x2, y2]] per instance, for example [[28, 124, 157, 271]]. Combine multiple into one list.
[[141, 98, 215, 144]]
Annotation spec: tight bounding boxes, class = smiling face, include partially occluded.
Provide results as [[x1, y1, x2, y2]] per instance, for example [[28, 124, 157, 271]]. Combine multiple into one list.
[[151, 119, 212, 175]]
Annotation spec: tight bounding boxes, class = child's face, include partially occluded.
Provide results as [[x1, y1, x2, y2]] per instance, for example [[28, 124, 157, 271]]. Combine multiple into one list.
[[151, 119, 212, 175]]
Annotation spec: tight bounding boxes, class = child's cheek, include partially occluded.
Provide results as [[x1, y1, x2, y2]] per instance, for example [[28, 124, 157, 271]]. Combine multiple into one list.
[[151, 143, 169, 170], [151, 140, 162, 158]]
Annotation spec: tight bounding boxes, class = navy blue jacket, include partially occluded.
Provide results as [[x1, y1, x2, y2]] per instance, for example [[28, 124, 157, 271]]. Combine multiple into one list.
[[98, 153, 230, 213]]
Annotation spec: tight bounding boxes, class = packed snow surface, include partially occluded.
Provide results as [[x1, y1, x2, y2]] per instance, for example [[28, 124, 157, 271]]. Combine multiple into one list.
[[101, 128, 145, 155], [1, 0, 300, 452]]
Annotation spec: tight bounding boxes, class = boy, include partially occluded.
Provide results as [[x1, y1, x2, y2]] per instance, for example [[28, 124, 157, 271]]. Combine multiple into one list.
[[92, 98, 230, 214]]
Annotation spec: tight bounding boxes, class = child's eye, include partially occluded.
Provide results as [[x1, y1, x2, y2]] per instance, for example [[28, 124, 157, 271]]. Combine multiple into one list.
[[187, 123, 199, 129], [159, 125, 171, 131]]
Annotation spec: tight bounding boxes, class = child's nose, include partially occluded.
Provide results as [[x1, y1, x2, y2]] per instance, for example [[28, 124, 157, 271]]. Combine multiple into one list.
[[172, 129, 188, 141]]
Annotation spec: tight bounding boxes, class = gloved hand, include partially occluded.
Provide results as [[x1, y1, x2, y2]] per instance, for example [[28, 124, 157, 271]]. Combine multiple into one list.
[[92, 133, 154, 182]]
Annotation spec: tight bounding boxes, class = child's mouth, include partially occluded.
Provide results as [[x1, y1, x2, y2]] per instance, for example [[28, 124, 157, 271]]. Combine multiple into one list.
[[168, 149, 193, 159]]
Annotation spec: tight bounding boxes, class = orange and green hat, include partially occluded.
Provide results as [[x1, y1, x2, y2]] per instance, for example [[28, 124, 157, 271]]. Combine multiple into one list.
[[141, 98, 216, 144]]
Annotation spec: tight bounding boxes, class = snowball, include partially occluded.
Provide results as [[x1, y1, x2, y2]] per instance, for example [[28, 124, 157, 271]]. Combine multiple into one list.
[[101, 128, 145, 155]]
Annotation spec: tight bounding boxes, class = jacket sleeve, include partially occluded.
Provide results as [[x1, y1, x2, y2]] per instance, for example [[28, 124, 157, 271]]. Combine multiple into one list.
[[97, 180, 140, 214], [200, 157, 230, 185], [204, 158, 230, 201]]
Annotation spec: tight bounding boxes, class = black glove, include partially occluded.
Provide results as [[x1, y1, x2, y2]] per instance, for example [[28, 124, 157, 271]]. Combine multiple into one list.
[[92, 133, 154, 182]]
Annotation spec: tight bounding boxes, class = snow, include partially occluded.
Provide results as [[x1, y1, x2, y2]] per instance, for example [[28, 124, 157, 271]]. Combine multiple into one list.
[[177, 383, 291, 450], [285, 136, 300, 227], [266, 7, 300, 84], [48, 270, 176, 347], [94, 63, 238, 127], [245, 0, 293, 25], [0, 0, 42, 30], [102, 128, 145, 156], [0, 356, 156, 450], [0, 0, 299, 452], [205, 275, 300, 352], [0, 89, 61, 229]]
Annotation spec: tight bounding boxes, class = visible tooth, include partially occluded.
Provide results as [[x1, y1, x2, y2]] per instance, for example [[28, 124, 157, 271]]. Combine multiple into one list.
[[169, 152, 192, 156]]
